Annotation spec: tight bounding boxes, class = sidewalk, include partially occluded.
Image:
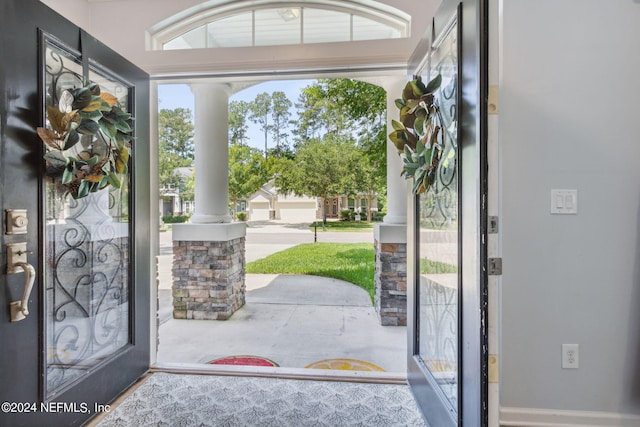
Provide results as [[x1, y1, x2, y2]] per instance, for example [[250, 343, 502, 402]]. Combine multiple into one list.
[[156, 222, 407, 373]]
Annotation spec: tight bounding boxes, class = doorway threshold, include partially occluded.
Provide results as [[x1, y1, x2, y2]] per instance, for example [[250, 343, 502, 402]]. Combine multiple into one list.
[[152, 361, 407, 385]]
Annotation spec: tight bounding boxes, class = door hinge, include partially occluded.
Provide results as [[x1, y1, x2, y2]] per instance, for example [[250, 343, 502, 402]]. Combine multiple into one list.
[[488, 257, 502, 275], [488, 216, 499, 234]]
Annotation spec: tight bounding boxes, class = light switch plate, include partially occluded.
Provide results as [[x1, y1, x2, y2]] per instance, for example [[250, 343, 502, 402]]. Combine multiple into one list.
[[551, 189, 577, 214]]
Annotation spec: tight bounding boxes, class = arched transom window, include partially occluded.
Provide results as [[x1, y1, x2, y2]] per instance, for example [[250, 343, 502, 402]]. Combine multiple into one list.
[[149, 0, 410, 50]]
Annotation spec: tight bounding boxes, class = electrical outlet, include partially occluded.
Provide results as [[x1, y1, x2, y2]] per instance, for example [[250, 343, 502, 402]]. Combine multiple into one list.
[[562, 344, 579, 369]]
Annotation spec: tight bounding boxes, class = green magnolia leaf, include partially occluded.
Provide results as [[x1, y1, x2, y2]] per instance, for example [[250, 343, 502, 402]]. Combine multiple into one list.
[[43, 151, 66, 169], [394, 99, 406, 109], [108, 171, 121, 189], [424, 74, 442, 94], [76, 120, 100, 135], [99, 120, 117, 138], [115, 120, 131, 133], [77, 179, 90, 198], [62, 167, 73, 185], [71, 87, 92, 110], [87, 82, 101, 96], [87, 155, 100, 166], [79, 109, 103, 121], [63, 129, 80, 150], [98, 176, 109, 189], [391, 119, 405, 131]]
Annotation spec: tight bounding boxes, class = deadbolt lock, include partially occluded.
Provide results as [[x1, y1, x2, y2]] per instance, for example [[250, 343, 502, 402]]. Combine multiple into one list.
[[6, 209, 28, 235]]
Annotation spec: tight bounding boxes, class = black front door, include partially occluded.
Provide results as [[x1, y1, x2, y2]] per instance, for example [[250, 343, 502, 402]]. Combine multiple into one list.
[[406, 0, 488, 426], [0, 1, 151, 425]]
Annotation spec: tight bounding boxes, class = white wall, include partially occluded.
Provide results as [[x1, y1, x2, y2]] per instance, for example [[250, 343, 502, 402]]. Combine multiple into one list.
[[500, 0, 640, 418]]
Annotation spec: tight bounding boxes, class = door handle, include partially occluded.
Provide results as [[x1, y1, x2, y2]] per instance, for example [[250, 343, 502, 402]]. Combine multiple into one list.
[[9, 262, 36, 322]]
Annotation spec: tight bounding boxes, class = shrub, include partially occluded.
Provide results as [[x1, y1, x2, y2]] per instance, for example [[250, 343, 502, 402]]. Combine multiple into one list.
[[236, 212, 247, 221], [340, 209, 354, 221], [162, 214, 190, 224]]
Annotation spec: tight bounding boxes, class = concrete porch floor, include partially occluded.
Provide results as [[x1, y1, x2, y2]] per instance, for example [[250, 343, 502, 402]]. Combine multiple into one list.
[[156, 222, 407, 373]]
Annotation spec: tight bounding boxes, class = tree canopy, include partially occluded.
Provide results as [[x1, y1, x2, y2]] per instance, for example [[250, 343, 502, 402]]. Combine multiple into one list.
[[158, 108, 194, 193]]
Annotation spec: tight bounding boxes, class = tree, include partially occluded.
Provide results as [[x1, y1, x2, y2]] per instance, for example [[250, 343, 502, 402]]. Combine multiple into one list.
[[158, 108, 194, 193], [274, 137, 359, 224], [229, 100, 251, 145], [228, 142, 268, 217], [249, 92, 272, 156], [270, 91, 292, 151]]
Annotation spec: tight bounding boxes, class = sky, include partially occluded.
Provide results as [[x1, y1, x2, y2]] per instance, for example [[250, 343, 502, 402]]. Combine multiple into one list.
[[158, 80, 314, 151]]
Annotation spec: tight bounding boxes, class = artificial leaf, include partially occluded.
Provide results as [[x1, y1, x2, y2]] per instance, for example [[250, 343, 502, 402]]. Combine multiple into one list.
[[85, 173, 104, 183], [424, 74, 443, 94], [47, 106, 67, 133], [77, 179, 90, 198], [76, 120, 100, 135], [43, 151, 67, 169], [98, 176, 109, 189], [87, 155, 100, 166], [62, 167, 73, 185], [115, 120, 131, 133], [115, 147, 129, 173], [394, 99, 405, 110], [108, 171, 121, 189], [391, 119, 405, 131], [63, 129, 80, 150], [71, 87, 92, 110], [87, 82, 100, 96], [58, 90, 74, 113], [79, 109, 103, 121], [37, 127, 62, 150], [82, 97, 103, 112], [100, 92, 118, 107]]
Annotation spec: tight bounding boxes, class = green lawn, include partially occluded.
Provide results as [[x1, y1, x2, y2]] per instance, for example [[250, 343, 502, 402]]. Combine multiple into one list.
[[246, 242, 375, 302], [308, 221, 374, 232], [246, 242, 459, 304]]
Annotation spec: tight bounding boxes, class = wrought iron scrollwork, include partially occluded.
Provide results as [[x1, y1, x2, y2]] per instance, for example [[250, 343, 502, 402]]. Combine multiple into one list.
[[43, 39, 131, 394]]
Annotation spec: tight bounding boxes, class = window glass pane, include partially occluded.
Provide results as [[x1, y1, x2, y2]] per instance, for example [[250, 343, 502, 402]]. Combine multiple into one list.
[[164, 25, 206, 50], [303, 9, 350, 43], [208, 13, 252, 47], [44, 40, 133, 396], [255, 8, 301, 46], [352, 16, 401, 41]]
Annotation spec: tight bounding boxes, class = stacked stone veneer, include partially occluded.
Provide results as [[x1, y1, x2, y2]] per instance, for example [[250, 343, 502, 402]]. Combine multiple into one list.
[[172, 237, 245, 320], [375, 240, 407, 326]]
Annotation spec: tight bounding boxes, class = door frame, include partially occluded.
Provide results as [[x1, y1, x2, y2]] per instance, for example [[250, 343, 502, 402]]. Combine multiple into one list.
[[406, 0, 488, 425]]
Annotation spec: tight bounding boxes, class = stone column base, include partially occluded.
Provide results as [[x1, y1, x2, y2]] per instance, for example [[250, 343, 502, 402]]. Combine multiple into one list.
[[171, 223, 246, 320], [374, 224, 407, 326]]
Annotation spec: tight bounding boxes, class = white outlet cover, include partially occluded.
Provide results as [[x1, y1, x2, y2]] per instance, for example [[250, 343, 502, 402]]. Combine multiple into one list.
[[562, 343, 579, 369]]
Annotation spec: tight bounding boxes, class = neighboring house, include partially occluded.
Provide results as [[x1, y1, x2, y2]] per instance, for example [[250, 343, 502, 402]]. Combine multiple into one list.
[[160, 167, 194, 217], [247, 181, 378, 222]]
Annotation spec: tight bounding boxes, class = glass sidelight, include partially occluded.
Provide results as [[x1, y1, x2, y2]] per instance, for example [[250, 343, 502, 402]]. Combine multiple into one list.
[[42, 36, 133, 396], [417, 16, 460, 409]]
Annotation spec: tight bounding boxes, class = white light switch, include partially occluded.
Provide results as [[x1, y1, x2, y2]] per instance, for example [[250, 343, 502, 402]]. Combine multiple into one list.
[[551, 189, 577, 214]]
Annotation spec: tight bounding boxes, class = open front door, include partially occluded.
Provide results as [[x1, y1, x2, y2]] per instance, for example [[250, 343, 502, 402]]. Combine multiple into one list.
[[406, 0, 487, 425], [0, 1, 150, 425]]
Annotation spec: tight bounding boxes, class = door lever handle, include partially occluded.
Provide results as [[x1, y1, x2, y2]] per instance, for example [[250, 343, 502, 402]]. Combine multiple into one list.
[[10, 262, 35, 322]]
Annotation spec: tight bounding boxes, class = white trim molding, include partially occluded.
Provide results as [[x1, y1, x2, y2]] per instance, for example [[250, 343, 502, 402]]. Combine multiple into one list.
[[501, 407, 640, 427]]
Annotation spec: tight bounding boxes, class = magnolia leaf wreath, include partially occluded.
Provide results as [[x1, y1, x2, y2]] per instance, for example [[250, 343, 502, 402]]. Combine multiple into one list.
[[37, 82, 133, 199], [388, 74, 443, 194]]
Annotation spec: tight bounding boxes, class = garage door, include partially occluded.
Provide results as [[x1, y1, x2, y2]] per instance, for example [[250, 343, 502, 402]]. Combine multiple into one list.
[[278, 202, 317, 222], [250, 202, 270, 221]]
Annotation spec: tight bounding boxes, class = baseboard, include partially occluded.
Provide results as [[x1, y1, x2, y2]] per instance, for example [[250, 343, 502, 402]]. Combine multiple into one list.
[[500, 406, 640, 427]]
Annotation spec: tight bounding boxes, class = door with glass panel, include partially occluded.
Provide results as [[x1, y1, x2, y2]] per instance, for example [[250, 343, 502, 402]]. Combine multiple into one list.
[[406, 0, 488, 425], [0, 1, 150, 425]]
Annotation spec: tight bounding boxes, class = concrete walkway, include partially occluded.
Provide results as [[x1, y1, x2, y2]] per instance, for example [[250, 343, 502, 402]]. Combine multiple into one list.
[[156, 221, 407, 373]]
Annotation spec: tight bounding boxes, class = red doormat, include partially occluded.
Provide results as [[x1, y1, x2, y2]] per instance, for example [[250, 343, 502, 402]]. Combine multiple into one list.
[[207, 355, 279, 367]]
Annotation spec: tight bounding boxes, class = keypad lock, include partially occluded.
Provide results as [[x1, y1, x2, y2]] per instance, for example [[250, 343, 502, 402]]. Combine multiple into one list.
[[5, 209, 28, 234]]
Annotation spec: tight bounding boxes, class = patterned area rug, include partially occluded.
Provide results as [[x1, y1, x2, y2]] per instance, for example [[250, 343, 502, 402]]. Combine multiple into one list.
[[208, 355, 279, 367], [305, 358, 386, 372], [97, 373, 427, 426]]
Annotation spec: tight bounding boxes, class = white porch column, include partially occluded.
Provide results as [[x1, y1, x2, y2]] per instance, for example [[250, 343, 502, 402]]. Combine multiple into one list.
[[189, 83, 232, 223], [382, 75, 409, 224]]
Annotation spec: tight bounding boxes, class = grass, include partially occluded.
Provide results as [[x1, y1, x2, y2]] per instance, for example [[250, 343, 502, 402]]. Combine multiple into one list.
[[246, 243, 375, 302], [246, 242, 459, 304], [420, 258, 458, 274], [308, 221, 374, 232]]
